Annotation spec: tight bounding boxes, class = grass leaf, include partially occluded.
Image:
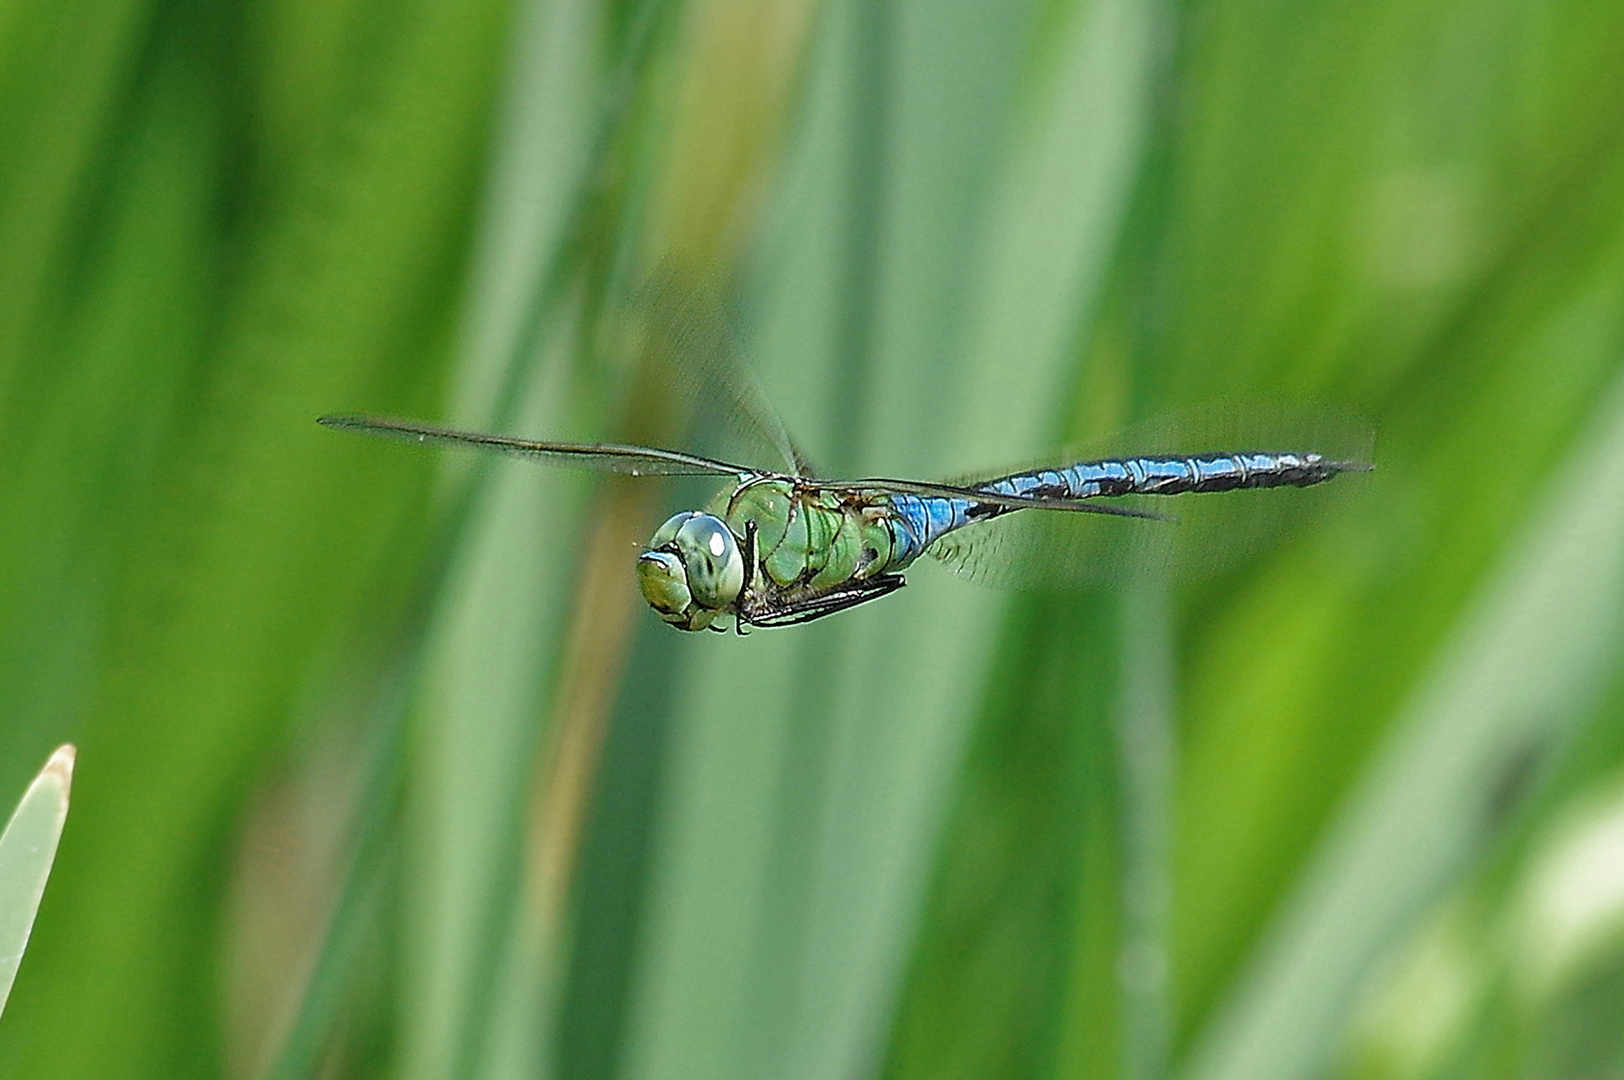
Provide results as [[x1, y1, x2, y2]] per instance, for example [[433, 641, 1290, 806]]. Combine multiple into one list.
[[0, 746, 75, 1018]]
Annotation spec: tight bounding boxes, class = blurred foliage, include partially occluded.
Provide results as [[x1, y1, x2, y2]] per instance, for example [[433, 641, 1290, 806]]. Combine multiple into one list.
[[2, 0, 1624, 1078]]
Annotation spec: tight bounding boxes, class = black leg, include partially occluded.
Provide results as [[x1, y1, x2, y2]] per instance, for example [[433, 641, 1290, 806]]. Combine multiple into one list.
[[747, 574, 906, 627], [735, 521, 759, 636], [741, 520, 757, 593]]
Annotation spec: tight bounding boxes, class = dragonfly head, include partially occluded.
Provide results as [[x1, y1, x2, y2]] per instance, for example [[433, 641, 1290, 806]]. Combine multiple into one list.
[[637, 512, 745, 631]]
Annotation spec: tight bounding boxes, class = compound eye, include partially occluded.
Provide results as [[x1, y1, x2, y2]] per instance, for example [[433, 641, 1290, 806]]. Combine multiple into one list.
[[649, 511, 700, 549], [673, 514, 744, 608], [637, 550, 693, 622]]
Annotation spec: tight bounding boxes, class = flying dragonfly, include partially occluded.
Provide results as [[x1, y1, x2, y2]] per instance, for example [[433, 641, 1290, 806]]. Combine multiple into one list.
[[317, 412, 1370, 632]]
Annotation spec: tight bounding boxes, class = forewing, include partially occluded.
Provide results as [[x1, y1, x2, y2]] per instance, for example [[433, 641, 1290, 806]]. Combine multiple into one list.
[[634, 264, 818, 477], [317, 415, 756, 478], [818, 475, 1169, 518]]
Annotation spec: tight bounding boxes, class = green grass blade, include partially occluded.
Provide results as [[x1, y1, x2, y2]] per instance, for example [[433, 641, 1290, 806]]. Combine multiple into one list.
[[1181, 364, 1624, 1080], [611, 3, 1162, 1080], [0, 746, 75, 1018]]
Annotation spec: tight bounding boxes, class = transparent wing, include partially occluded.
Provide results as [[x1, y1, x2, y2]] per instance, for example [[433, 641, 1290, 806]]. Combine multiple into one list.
[[317, 415, 762, 479], [813, 476, 1171, 519], [929, 403, 1376, 590], [929, 483, 1358, 589], [632, 263, 818, 477]]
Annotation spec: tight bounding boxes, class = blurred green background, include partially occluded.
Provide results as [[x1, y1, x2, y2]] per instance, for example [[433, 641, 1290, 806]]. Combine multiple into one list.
[[3, 0, 1624, 1077]]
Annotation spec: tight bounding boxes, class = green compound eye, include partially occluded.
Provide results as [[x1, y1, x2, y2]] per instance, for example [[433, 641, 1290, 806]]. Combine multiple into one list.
[[636, 549, 692, 622], [647, 510, 696, 549], [637, 512, 744, 629], [672, 513, 744, 608]]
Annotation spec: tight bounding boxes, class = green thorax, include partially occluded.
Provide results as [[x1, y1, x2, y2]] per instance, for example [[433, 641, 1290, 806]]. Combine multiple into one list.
[[709, 479, 907, 591]]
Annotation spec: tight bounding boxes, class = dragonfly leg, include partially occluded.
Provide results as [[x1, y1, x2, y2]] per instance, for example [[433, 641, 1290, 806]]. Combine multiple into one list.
[[744, 574, 906, 627], [734, 521, 759, 636]]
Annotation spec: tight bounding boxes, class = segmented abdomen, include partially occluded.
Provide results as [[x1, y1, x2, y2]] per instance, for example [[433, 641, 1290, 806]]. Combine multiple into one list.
[[880, 493, 978, 569], [981, 451, 1344, 502], [881, 451, 1354, 568]]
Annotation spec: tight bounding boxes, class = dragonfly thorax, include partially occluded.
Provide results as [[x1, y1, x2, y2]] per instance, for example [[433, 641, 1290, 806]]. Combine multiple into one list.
[[637, 511, 745, 631]]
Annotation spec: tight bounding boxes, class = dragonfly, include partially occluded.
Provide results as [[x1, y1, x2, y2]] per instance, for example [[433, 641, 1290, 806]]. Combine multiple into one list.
[[318, 411, 1370, 632]]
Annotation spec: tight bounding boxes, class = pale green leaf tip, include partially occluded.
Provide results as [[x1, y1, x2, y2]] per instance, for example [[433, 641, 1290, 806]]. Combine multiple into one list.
[[39, 745, 75, 797], [0, 744, 77, 1019]]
